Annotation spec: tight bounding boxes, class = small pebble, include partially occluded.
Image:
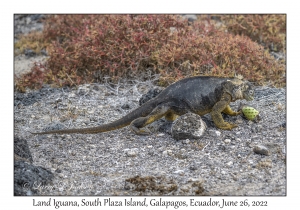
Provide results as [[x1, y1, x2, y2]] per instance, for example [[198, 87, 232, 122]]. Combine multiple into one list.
[[24, 48, 36, 57], [224, 139, 231, 144], [162, 150, 168, 156], [55, 98, 62, 103], [226, 161, 233, 166], [124, 148, 138, 157], [187, 177, 202, 182], [174, 170, 185, 176], [69, 93, 76, 98], [87, 110, 95, 114], [215, 131, 221, 136], [121, 103, 130, 110], [189, 165, 197, 170], [55, 169, 62, 173], [253, 145, 270, 156], [166, 150, 173, 155], [182, 139, 190, 144]]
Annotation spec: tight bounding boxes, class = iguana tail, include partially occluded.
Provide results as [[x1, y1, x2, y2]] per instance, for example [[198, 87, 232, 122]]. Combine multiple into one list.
[[30, 99, 158, 135]]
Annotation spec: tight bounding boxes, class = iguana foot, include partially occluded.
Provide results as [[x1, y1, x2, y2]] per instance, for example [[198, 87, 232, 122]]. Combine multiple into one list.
[[129, 104, 172, 135], [129, 125, 151, 135], [217, 122, 238, 130], [222, 105, 242, 116], [231, 110, 242, 116]]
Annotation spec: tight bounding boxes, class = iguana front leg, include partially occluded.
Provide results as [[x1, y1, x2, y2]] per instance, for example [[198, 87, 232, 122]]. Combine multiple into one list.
[[211, 93, 238, 130], [222, 105, 241, 116]]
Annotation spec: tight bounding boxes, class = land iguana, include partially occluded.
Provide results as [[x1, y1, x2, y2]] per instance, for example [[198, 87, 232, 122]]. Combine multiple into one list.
[[31, 76, 254, 135]]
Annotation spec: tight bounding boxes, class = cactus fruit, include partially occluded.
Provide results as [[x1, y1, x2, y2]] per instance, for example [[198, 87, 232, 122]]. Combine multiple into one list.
[[242, 106, 259, 120]]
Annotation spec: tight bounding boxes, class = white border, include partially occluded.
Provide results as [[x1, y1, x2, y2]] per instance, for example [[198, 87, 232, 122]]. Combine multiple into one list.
[[2, 0, 297, 209]]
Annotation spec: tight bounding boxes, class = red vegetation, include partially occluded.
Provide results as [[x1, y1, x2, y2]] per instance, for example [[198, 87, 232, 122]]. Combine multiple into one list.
[[15, 15, 285, 92]]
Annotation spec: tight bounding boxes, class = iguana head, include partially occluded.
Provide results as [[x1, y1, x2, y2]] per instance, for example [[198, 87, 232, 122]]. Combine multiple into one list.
[[241, 82, 254, 101], [226, 79, 254, 101]]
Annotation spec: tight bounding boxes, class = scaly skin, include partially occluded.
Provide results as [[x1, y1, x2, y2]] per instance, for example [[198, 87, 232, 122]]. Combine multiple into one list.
[[31, 76, 254, 135]]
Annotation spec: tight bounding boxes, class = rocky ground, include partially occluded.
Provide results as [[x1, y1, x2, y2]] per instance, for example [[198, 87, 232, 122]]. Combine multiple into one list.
[[14, 14, 286, 196], [14, 81, 286, 196]]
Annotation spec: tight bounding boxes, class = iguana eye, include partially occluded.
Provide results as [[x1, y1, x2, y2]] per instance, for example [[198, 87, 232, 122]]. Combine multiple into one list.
[[249, 90, 254, 95]]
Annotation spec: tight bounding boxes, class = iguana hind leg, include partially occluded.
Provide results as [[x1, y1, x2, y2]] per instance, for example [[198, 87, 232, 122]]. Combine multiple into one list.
[[211, 93, 238, 130], [130, 104, 171, 135], [165, 112, 178, 121]]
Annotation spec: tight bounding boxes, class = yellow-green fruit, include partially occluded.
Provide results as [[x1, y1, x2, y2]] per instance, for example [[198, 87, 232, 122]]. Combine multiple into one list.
[[242, 106, 259, 120]]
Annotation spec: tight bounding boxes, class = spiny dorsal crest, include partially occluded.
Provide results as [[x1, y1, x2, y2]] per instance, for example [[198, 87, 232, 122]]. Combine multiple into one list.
[[234, 73, 244, 80]]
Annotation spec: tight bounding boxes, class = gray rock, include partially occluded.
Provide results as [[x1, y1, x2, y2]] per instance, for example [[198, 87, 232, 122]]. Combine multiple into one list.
[[270, 51, 285, 60], [14, 161, 54, 196], [14, 14, 45, 36], [24, 48, 36, 57], [146, 119, 170, 133], [171, 112, 207, 140], [121, 103, 130, 110], [14, 137, 33, 162]]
